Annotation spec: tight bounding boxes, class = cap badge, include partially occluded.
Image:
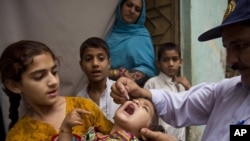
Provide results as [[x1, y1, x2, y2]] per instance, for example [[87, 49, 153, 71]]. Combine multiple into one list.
[[223, 0, 236, 21]]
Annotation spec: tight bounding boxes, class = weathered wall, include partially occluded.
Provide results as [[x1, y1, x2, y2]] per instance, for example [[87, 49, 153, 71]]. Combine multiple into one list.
[[180, 0, 227, 140], [0, 0, 118, 135]]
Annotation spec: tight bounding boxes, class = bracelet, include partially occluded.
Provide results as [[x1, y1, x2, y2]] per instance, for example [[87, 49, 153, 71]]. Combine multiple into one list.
[[59, 127, 72, 133], [110, 69, 118, 79], [113, 69, 118, 78]]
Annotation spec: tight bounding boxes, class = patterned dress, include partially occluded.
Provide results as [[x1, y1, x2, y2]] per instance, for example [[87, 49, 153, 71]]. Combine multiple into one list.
[[83, 127, 139, 141], [6, 97, 113, 141]]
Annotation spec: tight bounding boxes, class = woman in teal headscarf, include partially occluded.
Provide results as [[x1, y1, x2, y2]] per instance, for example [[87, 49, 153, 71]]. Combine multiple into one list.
[[106, 0, 157, 87]]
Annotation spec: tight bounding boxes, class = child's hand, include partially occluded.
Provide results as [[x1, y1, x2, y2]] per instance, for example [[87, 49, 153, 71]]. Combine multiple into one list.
[[60, 108, 91, 132], [176, 77, 191, 90]]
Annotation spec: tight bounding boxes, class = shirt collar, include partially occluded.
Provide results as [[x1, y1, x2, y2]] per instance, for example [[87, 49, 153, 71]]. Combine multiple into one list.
[[159, 72, 177, 84]]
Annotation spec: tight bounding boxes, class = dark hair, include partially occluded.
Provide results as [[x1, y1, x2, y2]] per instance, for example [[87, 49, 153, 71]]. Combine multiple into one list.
[[157, 42, 181, 61], [0, 40, 58, 130], [144, 97, 159, 132], [136, 97, 163, 141], [121, 0, 126, 7], [149, 111, 159, 131], [79, 37, 110, 60]]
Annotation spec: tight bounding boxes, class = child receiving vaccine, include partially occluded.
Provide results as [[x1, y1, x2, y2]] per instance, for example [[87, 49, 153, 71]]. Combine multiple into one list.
[[57, 97, 160, 141]]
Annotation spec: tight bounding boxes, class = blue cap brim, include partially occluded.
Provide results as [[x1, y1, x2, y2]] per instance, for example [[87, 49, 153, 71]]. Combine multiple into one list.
[[198, 0, 250, 42], [198, 17, 250, 42]]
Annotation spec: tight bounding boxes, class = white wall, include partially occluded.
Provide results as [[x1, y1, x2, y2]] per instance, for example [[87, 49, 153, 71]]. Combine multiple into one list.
[[0, 0, 118, 134], [180, 0, 227, 140]]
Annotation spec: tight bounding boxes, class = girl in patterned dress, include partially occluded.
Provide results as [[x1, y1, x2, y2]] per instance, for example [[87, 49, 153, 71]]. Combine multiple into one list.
[[0, 40, 113, 141]]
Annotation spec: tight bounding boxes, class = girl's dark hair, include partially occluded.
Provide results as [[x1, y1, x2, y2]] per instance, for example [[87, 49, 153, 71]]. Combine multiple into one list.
[[0, 40, 58, 130], [138, 97, 164, 141], [146, 97, 161, 132], [157, 42, 181, 61], [79, 37, 110, 60]]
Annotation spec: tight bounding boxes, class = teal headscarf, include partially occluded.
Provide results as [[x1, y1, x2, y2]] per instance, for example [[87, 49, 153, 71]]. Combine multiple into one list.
[[106, 0, 157, 77]]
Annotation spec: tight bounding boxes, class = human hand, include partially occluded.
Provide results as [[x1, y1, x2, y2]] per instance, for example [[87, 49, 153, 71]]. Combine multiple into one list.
[[119, 68, 134, 80], [110, 77, 151, 104], [176, 76, 191, 90], [140, 128, 177, 141], [60, 108, 91, 131]]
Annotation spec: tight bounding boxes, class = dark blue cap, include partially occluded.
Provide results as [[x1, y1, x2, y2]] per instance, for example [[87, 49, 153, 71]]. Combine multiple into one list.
[[198, 0, 250, 41]]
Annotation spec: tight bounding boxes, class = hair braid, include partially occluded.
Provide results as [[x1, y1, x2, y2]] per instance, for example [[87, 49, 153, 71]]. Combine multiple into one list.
[[4, 89, 21, 130]]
